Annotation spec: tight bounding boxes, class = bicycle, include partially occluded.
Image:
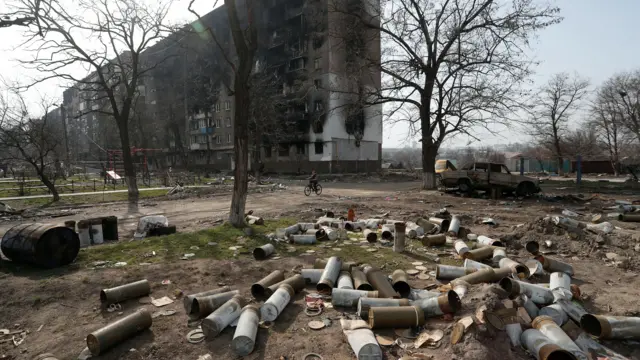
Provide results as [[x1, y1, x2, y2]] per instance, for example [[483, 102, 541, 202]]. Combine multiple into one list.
[[304, 182, 323, 196]]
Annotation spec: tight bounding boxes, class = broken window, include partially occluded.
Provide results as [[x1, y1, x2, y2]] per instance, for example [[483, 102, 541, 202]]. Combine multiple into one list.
[[216, 136, 222, 144], [289, 58, 305, 71], [265, 146, 272, 158], [279, 144, 289, 157], [198, 119, 206, 128], [315, 141, 323, 154], [296, 144, 305, 154]]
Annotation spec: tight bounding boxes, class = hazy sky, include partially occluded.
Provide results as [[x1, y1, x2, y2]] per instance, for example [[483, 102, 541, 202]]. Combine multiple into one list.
[[2, 0, 639, 148]]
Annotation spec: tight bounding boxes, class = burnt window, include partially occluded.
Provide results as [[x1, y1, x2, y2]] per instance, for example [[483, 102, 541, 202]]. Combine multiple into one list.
[[279, 144, 289, 157], [315, 142, 323, 154], [296, 144, 305, 154]]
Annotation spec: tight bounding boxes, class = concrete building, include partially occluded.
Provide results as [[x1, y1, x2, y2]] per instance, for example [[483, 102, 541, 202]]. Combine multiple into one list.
[[58, 0, 382, 174]]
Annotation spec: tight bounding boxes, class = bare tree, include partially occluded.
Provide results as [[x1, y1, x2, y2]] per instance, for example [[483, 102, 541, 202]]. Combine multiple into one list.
[[562, 125, 599, 160], [13, 0, 175, 209], [606, 70, 640, 144], [590, 82, 633, 175], [0, 87, 64, 201], [188, 0, 258, 227], [526, 72, 589, 175], [329, 0, 560, 189]]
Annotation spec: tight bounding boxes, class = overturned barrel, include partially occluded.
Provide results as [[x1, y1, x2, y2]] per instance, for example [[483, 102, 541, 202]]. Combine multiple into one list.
[[190, 290, 241, 319], [413, 290, 461, 317], [253, 244, 275, 260], [581, 315, 640, 340], [232, 305, 260, 356], [352, 268, 374, 291], [1, 223, 80, 268], [357, 298, 411, 319], [87, 308, 152, 356], [202, 295, 246, 340], [100, 280, 151, 305], [183, 286, 232, 314], [369, 305, 425, 329], [250, 270, 285, 299], [267, 274, 305, 296], [363, 266, 399, 298]]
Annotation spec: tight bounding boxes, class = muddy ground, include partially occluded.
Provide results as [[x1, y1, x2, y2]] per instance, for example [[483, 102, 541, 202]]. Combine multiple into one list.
[[1, 181, 640, 360]]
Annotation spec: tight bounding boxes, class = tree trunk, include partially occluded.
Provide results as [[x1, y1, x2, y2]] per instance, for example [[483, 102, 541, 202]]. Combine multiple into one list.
[[419, 90, 436, 189], [116, 119, 139, 208], [556, 156, 564, 176], [229, 82, 250, 227], [40, 173, 60, 202]]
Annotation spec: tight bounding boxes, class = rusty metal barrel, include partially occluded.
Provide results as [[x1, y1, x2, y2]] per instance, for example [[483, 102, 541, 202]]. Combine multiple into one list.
[[86, 308, 152, 356], [102, 216, 119, 241], [1, 223, 80, 268]]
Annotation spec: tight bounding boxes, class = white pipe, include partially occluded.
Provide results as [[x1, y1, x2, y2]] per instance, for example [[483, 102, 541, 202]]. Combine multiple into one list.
[[533, 316, 589, 360], [539, 303, 569, 326], [447, 216, 461, 237], [405, 221, 424, 238], [343, 328, 383, 360], [290, 234, 316, 244], [492, 248, 506, 263], [505, 323, 522, 347], [232, 305, 259, 356], [301, 269, 323, 284], [321, 226, 338, 240], [556, 299, 588, 324], [521, 329, 575, 360], [260, 285, 293, 322], [436, 265, 474, 280], [337, 271, 354, 289], [499, 278, 554, 305], [464, 259, 492, 270], [332, 288, 376, 308], [478, 235, 503, 247], [317, 256, 342, 292], [454, 240, 469, 258]]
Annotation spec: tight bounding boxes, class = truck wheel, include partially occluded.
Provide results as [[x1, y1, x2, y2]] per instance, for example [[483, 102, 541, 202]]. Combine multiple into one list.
[[516, 182, 536, 197], [458, 179, 473, 193]]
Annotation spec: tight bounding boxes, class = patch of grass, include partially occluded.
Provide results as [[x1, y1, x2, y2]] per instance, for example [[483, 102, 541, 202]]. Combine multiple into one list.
[[76, 219, 296, 266], [4, 189, 169, 209]]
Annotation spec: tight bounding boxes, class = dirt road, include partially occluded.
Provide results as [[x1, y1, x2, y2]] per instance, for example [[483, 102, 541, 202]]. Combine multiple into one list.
[[0, 182, 421, 238]]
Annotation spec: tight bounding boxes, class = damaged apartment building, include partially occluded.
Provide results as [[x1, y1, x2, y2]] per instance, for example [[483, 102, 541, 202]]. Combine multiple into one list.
[[58, 0, 382, 174], [181, 0, 382, 173]]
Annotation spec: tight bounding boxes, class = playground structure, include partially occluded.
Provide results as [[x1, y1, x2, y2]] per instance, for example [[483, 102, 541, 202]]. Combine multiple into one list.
[[107, 147, 163, 186]]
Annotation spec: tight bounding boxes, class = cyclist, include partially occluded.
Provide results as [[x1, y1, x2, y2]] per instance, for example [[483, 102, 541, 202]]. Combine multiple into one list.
[[308, 169, 318, 192]]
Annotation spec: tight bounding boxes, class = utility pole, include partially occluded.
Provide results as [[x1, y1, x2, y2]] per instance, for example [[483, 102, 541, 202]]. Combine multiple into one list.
[[59, 104, 71, 168]]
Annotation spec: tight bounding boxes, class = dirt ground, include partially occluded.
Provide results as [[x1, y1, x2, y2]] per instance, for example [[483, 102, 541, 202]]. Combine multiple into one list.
[[1, 181, 640, 360]]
